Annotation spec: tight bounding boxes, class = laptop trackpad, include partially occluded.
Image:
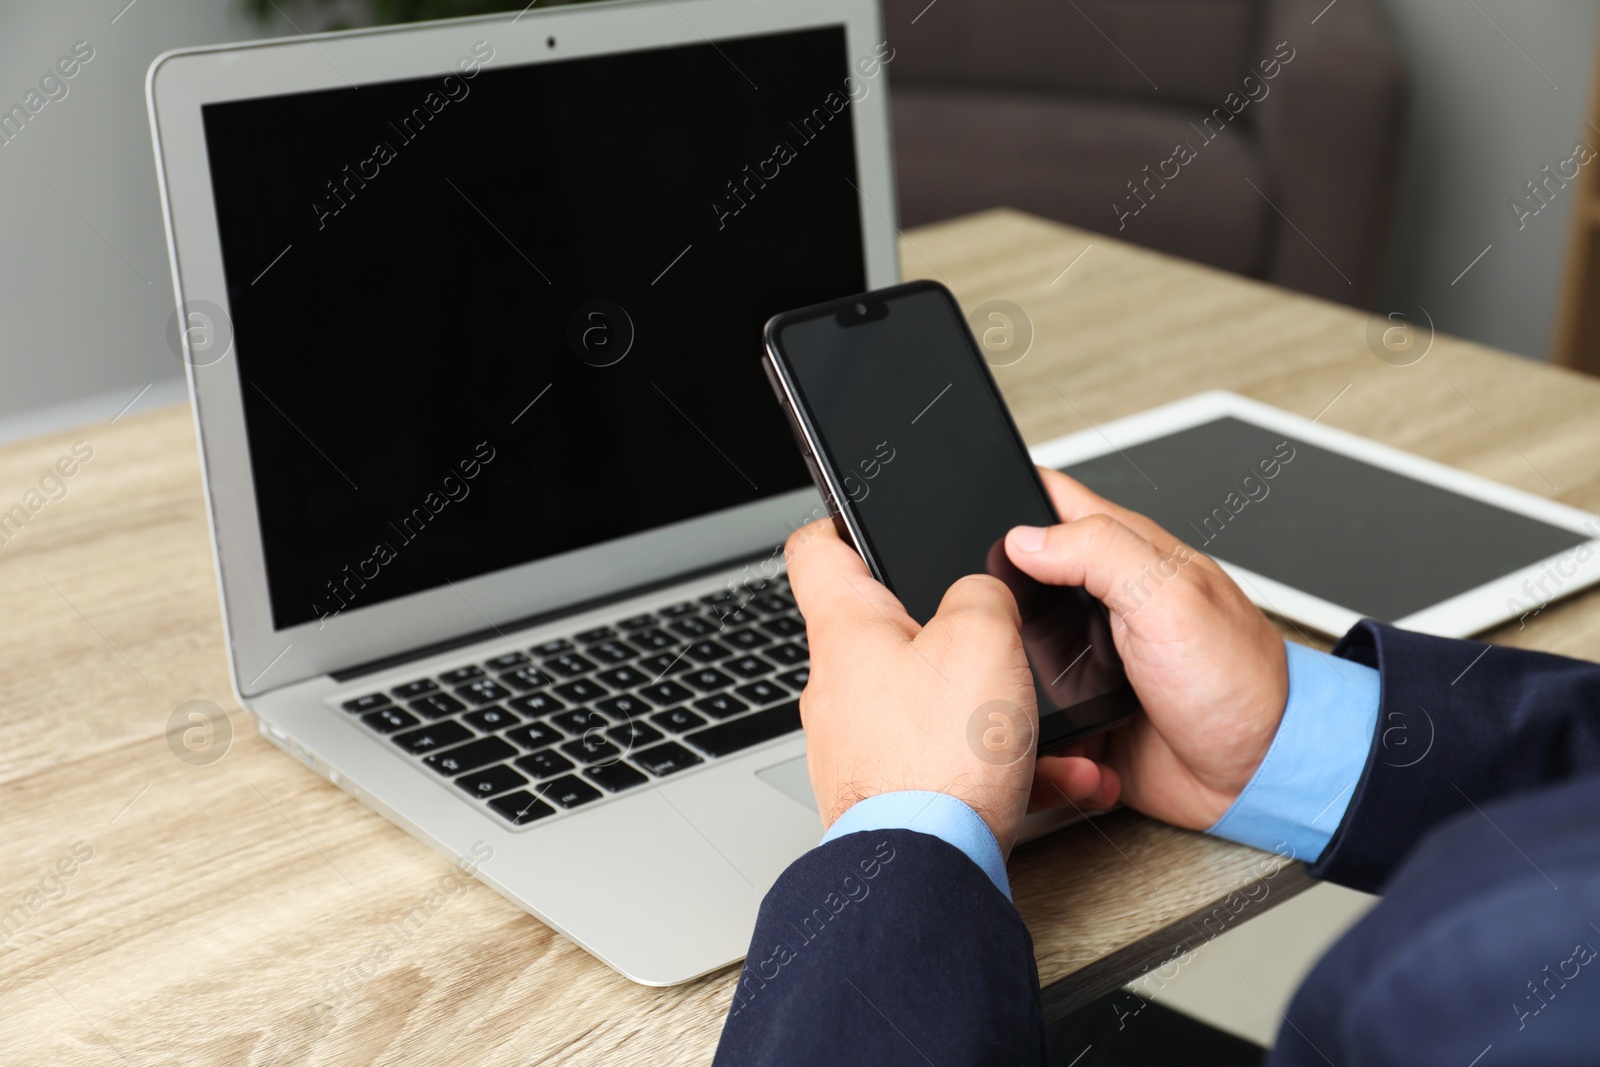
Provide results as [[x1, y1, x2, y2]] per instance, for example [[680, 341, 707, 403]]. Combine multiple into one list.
[[757, 756, 818, 815]]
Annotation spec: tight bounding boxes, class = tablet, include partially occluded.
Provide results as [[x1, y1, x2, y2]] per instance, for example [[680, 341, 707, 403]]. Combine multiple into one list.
[[1028, 391, 1600, 638]]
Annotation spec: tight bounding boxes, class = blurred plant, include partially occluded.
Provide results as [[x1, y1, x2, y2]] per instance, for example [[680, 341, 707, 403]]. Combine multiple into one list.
[[244, 0, 601, 30]]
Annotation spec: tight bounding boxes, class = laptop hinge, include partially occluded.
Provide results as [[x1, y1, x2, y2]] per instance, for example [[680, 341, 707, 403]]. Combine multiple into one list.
[[328, 545, 781, 682]]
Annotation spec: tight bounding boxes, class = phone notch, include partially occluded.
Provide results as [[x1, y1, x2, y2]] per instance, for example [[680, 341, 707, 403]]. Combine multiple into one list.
[[835, 298, 889, 327]]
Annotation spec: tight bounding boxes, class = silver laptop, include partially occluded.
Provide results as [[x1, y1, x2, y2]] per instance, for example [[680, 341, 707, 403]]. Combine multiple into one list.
[[148, 0, 900, 985]]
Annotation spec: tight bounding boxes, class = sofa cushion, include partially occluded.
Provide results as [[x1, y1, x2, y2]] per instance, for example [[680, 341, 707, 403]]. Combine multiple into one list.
[[882, 0, 1263, 108], [892, 87, 1271, 278]]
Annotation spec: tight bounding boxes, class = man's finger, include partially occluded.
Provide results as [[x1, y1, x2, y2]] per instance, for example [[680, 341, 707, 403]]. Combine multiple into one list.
[[923, 573, 1022, 638], [785, 518, 917, 641], [1027, 755, 1120, 813], [1003, 513, 1183, 617], [1037, 467, 1187, 557]]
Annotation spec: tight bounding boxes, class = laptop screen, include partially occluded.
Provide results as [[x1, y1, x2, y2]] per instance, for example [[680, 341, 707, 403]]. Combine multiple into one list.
[[200, 26, 866, 630]]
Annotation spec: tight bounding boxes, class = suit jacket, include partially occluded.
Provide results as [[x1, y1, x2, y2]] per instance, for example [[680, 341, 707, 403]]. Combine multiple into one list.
[[714, 622, 1600, 1065]]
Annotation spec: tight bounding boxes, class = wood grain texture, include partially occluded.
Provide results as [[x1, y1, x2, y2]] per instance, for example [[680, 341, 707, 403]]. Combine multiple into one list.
[[3, 209, 1598, 1065]]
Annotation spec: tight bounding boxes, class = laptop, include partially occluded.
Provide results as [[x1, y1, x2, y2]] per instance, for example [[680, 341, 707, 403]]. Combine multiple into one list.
[[148, 0, 899, 985]]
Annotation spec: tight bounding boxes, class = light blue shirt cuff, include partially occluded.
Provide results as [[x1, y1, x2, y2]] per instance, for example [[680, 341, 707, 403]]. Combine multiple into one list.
[[821, 790, 1012, 900], [1208, 640, 1381, 864]]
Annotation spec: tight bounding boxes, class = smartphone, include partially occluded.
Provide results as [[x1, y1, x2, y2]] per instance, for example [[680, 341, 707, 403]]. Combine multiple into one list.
[[761, 279, 1141, 752]]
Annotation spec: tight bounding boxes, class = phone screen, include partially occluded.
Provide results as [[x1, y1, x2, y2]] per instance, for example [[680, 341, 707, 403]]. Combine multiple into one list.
[[766, 281, 1140, 749]]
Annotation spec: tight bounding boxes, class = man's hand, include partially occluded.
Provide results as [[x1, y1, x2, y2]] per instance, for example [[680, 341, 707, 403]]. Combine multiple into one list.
[[1007, 468, 1289, 830], [785, 518, 1113, 856]]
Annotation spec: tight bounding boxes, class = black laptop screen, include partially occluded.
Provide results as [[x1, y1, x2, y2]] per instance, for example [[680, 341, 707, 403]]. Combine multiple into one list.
[[199, 26, 867, 629]]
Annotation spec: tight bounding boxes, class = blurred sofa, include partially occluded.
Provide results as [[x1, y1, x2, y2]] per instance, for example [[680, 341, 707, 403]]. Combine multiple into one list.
[[883, 0, 1405, 307]]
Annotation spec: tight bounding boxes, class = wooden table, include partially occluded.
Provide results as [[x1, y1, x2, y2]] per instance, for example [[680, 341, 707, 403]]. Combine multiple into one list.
[[5, 209, 1599, 1065]]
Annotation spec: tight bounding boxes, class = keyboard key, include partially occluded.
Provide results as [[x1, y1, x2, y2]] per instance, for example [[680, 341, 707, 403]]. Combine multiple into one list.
[[484, 652, 530, 671], [458, 678, 512, 705], [553, 679, 607, 704], [701, 591, 741, 608], [701, 598, 738, 617], [628, 629, 678, 652], [651, 707, 709, 733], [760, 616, 806, 638], [607, 721, 664, 748], [687, 701, 802, 757], [749, 592, 795, 614], [536, 775, 603, 809], [765, 643, 808, 667], [693, 693, 749, 720], [515, 749, 575, 779], [725, 655, 773, 679], [550, 709, 609, 736], [531, 638, 574, 657], [575, 625, 616, 643], [342, 693, 391, 713], [684, 639, 733, 663], [595, 666, 650, 691], [391, 679, 438, 699], [669, 615, 717, 639], [636, 652, 694, 677], [617, 613, 657, 630], [714, 605, 756, 627], [587, 641, 637, 665], [410, 693, 466, 719], [585, 762, 649, 793], [562, 735, 623, 765], [462, 705, 520, 732], [638, 681, 694, 707], [512, 668, 556, 694], [362, 706, 419, 734], [544, 653, 597, 678], [489, 791, 555, 825], [422, 736, 516, 776], [439, 665, 484, 685], [499, 666, 552, 691], [392, 719, 473, 754], [633, 741, 705, 777], [506, 721, 563, 751], [508, 691, 564, 717], [735, 680, 789, 706], [594, 695, 651, 721], [724, 628, 771, 650], [455, 763, 528, 799], [659, 601, 699, 617], [683, 667, 735, 693], [777, 667, 810, 691]]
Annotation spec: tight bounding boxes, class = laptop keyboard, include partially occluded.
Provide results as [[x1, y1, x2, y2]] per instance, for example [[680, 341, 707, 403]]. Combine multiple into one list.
[[335, 577, 807, 827]]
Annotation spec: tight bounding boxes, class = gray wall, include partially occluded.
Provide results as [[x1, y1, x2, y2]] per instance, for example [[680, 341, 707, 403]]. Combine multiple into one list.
[[1375, 0, 1599, 360], [0, 0, 267, 427]]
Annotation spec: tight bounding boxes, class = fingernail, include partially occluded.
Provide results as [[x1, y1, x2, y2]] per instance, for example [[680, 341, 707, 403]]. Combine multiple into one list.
[[1010, 525, 1047, 552]]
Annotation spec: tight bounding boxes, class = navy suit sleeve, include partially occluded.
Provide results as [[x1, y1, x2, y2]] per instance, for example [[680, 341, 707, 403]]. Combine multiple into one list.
[[712, 829, 1046, 1067], [1273, 773, 1600, 1066], [1311, 620, 1600, 892]]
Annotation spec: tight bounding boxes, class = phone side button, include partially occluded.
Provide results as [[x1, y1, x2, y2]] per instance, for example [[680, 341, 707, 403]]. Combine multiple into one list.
[[800, 454, 838, 514]]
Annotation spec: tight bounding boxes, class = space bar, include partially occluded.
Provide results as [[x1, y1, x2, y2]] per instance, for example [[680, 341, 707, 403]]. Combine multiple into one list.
[[686, 701, 801, 757]]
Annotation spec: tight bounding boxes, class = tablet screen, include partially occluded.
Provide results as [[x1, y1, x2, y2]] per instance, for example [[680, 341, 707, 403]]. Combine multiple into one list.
[[1060, 417, 1589, 622]]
